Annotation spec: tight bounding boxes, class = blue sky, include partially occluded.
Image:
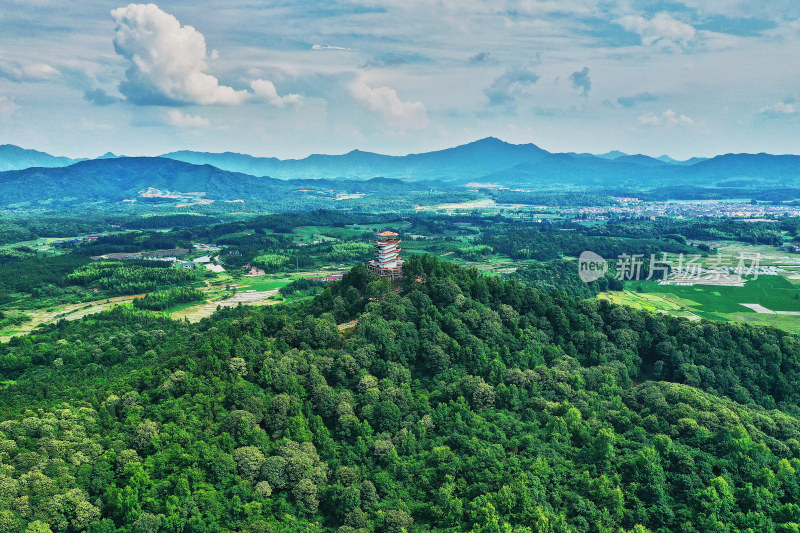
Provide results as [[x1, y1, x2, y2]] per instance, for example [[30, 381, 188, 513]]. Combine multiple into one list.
[[0, 1, 798, 159]]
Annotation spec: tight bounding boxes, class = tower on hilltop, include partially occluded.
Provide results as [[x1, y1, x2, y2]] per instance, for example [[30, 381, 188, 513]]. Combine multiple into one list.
[[367, 230, 403, 280]]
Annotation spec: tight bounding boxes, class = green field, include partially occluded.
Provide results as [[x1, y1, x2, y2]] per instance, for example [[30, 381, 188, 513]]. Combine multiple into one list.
[[601, 275, 800, 332], [630, 276, 800, 312], [236, 276, 297, 292], [292, 225, 371, 243]]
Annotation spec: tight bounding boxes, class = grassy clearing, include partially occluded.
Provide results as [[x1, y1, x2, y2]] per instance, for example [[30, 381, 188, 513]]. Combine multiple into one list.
[[730, 313, 800, 334], [236, 277, 294, 292], [599, 291, 703, 321], [0, 295, 140, 342]]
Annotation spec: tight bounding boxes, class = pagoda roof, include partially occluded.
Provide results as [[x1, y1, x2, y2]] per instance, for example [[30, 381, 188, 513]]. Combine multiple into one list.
[[376, 231, 399, 237]]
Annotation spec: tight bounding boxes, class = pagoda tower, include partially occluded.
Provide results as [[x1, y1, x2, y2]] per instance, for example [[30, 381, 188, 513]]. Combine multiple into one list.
[[367, 230, 404, 280]]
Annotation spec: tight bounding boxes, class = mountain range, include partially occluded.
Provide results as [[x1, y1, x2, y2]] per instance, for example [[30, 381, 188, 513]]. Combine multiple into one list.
[[160, 138, 725, 183], [0, 144, 82, 172], [1, 138, 799, 208], [0, 156, 436, 209]]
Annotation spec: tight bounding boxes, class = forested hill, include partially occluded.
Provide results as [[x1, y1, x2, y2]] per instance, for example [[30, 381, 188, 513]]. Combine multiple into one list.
[[3, 257, 800, 531], [0, 157, 439, 209]]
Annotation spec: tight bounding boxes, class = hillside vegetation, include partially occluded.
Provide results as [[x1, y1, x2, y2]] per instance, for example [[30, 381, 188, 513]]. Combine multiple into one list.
[[1, 257, 800, 532]]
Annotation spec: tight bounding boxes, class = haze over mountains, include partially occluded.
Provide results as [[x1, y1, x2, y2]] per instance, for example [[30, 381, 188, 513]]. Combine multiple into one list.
[[0, 144, 83, 172], [0, 156, 436, 209], [159, 138, 732, 183], [1, 138, 799, 208]]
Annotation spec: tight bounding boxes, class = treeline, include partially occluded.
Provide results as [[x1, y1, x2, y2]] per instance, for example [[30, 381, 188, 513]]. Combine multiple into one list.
[[67, 261, 197, 295], [173, 210, 394, 241], [512, 258, 623, 298], [0, 214, 123, 244], [327, 242, 374, 263], [122, 213, 222, 229], [132, 287, 205, 311], [75, 231, 191, 257], [0, 253, 91, 309], [490, 190, 617, 206], [250, 242, 373, 273], [479, 227, 699, 265], [583, 218, 785, 245], [279, 278, 327, 298], [252, 253, 291, 272]]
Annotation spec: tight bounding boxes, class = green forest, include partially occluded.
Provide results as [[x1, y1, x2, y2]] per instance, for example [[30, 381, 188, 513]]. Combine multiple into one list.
[[2, 255, 800, 532]]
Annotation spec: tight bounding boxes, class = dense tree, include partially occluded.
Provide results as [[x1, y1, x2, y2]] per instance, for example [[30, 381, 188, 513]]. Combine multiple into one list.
[[1, 256, 800, 531]]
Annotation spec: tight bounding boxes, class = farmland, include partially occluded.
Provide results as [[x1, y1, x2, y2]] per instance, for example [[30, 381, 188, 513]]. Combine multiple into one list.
[[4, 208, 800, 340], [601, 274, 800, 333]]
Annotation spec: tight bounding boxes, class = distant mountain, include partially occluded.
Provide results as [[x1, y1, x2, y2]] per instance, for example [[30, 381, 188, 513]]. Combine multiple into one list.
[[2, 139, 800, 205], [160, 138, 800, 187], [0, 144, 80, 171], [613, 154, 671, 167], [160, 150, 281, 176], [162, 137, 551, 180], [0, 157, 269, 206], [595, 150, 629, 160], [657, 155, 709, 166], [0, 157, 435, 209], [685, 153, 800, 176]]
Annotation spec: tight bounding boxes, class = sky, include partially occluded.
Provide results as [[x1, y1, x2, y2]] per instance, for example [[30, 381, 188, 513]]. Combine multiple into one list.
[[0, 1, 799, 160]]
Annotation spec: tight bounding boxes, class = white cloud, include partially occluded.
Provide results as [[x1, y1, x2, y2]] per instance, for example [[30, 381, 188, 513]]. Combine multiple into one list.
[[638, 109, 695, 126], [110, 4, 303, 108], [619, 12, 696, 48], [760, 102, 796, 115], [312, 44, 351, 51], [0, 61, 59, 82], [111, 3, 249, 105], [250, 79, 303, 107], [166, 109, 210, 128], [350, 80, 429, 130], [0, 96, 18, 116]]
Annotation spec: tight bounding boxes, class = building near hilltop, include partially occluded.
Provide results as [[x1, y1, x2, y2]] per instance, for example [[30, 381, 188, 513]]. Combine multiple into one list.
[[367, 230, 403, 280]]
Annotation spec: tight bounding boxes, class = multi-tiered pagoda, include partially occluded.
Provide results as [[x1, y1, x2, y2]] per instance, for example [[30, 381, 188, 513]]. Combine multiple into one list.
[[367, 230, 403, 280]]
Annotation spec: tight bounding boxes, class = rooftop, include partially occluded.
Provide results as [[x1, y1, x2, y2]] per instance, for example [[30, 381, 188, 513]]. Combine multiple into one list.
[[376, 231, 399, 237]]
